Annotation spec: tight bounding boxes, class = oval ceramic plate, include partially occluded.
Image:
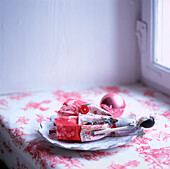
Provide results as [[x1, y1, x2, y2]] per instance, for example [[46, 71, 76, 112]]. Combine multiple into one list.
[[38, 114, 142, 151]]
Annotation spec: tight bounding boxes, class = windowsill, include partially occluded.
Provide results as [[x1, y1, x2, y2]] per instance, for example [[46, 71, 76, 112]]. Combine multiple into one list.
[[141, 75, 170, 96]]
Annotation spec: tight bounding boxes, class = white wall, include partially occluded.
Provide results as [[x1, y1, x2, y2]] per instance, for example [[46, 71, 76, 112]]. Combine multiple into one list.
[[0, 0, 141, 94]]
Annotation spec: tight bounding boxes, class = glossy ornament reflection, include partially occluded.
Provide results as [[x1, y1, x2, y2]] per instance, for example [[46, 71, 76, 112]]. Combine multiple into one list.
[[100, 93, 126, 118]]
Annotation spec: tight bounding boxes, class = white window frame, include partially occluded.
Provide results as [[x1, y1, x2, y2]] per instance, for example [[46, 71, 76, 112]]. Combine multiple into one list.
[[139, 0, 170, 95]]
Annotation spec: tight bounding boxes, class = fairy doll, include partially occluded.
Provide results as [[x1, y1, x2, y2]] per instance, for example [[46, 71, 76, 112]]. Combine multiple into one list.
[[50, 94, 155, 142]]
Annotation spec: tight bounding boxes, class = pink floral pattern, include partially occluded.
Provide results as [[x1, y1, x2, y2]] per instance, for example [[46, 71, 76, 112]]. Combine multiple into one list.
[[3, 141, 13, 153], [24, 137, 84, 169], [12, 157, 29, 169], [22, 100, 51, 111], [16, 116, 30, 125], [108, 160, 140, 169], [35, 114, 50, 123], [79, 151, 118, 161], [7, 127, 29, 149], [161, 109, 170, 120], [8, 93, 33, 100], [0, 99, 8, 110], [0, 83, 169, 169]]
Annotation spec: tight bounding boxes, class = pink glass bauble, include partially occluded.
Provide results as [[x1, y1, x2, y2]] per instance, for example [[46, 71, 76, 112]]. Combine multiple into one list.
[[100, 93, 126, 118]]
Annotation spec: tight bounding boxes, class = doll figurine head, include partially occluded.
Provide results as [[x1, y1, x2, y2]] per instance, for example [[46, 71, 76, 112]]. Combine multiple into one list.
[[140, 116, 155, 128], [100, 93, 126, 118]]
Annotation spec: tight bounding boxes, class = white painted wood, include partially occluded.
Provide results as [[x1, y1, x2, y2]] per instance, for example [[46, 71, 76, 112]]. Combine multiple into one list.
[[0, 0, 141, 94], [140, 0, 170, 95]]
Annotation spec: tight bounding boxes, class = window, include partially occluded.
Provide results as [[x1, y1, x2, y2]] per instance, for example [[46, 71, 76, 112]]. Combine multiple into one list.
[[139, 0, 170, 95], [156, 0, 170, 69]]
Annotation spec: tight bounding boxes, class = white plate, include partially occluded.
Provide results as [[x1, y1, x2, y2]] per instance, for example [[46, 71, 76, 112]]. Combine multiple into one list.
[[38, 114, 142, 151]]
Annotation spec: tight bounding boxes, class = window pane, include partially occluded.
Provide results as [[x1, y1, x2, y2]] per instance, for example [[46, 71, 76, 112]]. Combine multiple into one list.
[[155, 0, 170, 69]]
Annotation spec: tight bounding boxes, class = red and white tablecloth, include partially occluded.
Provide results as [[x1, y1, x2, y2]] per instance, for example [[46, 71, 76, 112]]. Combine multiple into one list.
[[0, 83, 169, 169]]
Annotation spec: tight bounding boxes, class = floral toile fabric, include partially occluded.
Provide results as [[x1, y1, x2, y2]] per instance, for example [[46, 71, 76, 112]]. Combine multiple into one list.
[[0, 83, 169, 169]]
